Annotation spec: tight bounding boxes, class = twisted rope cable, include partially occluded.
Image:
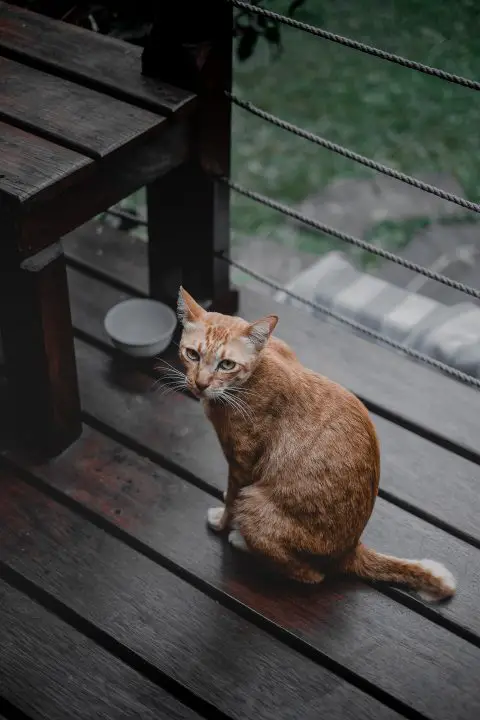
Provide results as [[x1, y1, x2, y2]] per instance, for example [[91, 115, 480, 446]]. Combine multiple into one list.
[[229, 93, 480, 215], [229, 0, 480, 91], [218, 251, 480, 389], [223, 177, 480, 300]]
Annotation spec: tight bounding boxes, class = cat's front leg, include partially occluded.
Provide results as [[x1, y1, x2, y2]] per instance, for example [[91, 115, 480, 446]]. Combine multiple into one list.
[[207, 470, 240, 532]]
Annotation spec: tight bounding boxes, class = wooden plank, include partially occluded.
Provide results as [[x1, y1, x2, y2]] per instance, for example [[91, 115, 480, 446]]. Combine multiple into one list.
[[22, 121, 187, 255], [0, 120, 91, 207], [0, 2, 195, 117], [373, 414, 480, 545], [0, 473, 400, 720], [239, 291, 480, 462], [0, 56, 165, 159], [67, 265, 134, 346], [67, 263, 480, 551], [0, 578, 202, 720], [63, 224, 480, 460], [66, 222, 148, 296], [66, 341, 480, 639], [63, 262, 480, 552], [8, 428, 480, 720]]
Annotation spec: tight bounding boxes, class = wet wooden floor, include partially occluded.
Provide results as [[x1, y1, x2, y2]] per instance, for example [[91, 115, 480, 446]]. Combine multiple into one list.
[[1, 222, 479, 720]]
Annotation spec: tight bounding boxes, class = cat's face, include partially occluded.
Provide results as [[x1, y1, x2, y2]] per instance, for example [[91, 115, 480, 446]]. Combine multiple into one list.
[[177, 287, 277, 400]]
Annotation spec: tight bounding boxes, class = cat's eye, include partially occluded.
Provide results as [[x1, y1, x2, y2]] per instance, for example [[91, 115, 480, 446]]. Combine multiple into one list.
[[218, 359, 236, 371], [185, 348, 200, 362]]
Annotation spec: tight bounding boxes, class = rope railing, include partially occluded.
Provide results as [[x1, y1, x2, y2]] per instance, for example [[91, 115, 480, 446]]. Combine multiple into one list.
[[228, 0, 480, 92], [103, 2, 480, 390], [229, 93, 480, 216], [222, 177, 480, 301], [216, 250, 480, 390], [106, 183, 480, 302]]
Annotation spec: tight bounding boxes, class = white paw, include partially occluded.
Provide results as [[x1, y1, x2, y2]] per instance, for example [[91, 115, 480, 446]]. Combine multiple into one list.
[[415, 559, 456, 602], [207, 507, 225, 531], [228, 530, 249, 552]]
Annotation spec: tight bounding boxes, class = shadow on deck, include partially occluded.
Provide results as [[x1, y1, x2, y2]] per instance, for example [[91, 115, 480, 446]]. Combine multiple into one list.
[[0, 221, 479, 720]]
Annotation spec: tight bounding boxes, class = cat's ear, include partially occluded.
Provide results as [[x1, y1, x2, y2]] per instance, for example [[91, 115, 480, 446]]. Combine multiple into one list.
[[177, 287, 206, 326], [244, 315, 278, 349]]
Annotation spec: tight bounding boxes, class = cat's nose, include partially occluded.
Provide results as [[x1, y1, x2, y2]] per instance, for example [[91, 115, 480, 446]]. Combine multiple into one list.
[[196, 379, 210, 392]]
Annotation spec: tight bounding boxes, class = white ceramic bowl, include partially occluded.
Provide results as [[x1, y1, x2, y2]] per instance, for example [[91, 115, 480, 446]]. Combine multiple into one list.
[[104, 298, 177, 358]]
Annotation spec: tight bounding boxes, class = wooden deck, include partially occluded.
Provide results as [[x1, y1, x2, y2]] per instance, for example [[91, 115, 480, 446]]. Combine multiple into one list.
[[1, 222, 479, 720]]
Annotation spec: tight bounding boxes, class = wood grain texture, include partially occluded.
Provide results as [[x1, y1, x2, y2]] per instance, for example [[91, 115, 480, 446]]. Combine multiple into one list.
[[373, 414, 480, 545], [64, 260, 480, 546], [9, 428, 480, 720], [67, 258, 480, 553], [21, 120, 188, 255], [63, 223, 480, 460], [0, 56, 165, 159], [0, 120, 91, 206], [0, 2, 196, 117], [0, 473, 400, 720], [0, 578, 202, 720], [66, 222, 148, 296], [63, 258, 480, 553], [65, 341, 480, 639]]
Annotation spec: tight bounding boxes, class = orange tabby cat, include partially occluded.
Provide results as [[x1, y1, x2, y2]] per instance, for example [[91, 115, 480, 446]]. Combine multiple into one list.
[[177, 287, 456, 602]]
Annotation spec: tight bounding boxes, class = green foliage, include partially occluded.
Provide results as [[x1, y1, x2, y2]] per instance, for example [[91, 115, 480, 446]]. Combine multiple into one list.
[[231, 0, 480, 261]]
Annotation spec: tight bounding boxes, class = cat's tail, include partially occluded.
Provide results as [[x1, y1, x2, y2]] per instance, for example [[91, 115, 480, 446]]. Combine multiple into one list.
[[339, 543, 456, 602]]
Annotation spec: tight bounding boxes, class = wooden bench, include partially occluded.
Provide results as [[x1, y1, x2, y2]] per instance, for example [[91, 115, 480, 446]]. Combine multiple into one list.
[[0, 0, 237, 457]]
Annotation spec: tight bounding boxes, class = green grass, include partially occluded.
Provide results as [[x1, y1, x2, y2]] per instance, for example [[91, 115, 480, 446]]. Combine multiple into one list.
[[231, 0, 480, 262]]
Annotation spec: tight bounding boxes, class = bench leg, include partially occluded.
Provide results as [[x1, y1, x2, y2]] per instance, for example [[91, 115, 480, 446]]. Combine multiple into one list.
[[147, 162, 239, 314], [0, 246, 82, 457]]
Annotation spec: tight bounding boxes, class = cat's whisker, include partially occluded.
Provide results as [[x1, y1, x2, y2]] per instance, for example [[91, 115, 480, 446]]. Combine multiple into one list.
[[228, 386, 262, 400], [156, 382, 187, 398], [155, 358, 184, 375], [152, 377, 187, 396], [154, 372, 186, 384], [154, 365, 187, 379], [223, 391, 253, 423], [163, 375, 187, 386]]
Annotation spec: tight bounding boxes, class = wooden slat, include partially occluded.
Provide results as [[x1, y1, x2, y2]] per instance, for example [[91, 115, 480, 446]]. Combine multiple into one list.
[[65, 265, 480, 546], [240, 293, 480, 461], [0, 578, 201, 720], [0, 473, 400, 720], [373, 414, 480, 544], [63, 224, 480, 461], [0, 120, 91, 206], [0, 56, 166, 159], [0, 2, 195, 117], [65, 263, 480, 550], [56, 334, 480, 639], [8, 428, 480, 720], [23, 123, 186, 255], [67, 222, 148, 295]]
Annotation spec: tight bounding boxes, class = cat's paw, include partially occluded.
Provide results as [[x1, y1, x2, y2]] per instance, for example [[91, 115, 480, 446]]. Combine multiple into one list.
[[228, 530, 249, 552], [207, 507, 227, 532]]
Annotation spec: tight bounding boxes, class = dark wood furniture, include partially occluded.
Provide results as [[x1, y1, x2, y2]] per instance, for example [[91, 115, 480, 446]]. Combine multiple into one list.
[[1, 4, 479, 719], [1, 222, 479, 720], [0, 0, 237, 457]]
